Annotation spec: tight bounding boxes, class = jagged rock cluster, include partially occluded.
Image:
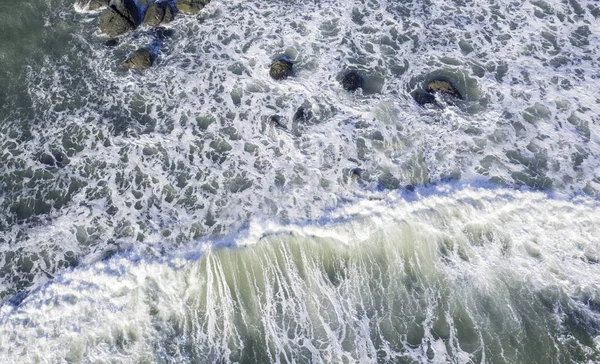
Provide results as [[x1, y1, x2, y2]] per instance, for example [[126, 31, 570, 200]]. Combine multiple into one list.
[[266, 58, 461, 107], [76, 0, 463, 103], [75, 0, 211, 70]]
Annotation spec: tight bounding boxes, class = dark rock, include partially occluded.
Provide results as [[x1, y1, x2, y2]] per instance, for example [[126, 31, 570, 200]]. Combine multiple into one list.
[[425, 80, 462, 99], [412, 89, 436, 106], [122, 48, 153, 70], [76, 0, 109, 11], [413, 78, 463, 106], [269, 59, 293, 80], [111, 0, 141, 23], [144, 2, 174, 26], [351, 168, 363, 179], [176, 0, 210, 14], [341, 71, 363, 91], [105, 38, 119, 47], [269, 115, 282, 127], [99, 1, 140, 37]]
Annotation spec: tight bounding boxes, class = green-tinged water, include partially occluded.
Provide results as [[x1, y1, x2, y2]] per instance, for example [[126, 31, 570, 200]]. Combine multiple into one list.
[[1, 0, 600, 362], [2, 189, 600, 363]]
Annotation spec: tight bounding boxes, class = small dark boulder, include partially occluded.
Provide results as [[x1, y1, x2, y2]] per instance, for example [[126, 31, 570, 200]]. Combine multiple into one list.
[[341, 71, 363, 91], [122, 48, 153, 70], [176, 0, 210, 14], [143, 2, 174, 26], [269, 115, 282, 127], [351, 168, 363, 179], [269, 59, 293, 80], [412, 89, 436, 106], [76, 0, 109, 11], [413, 79, 463, 106], [425, 80, 462, 99], [105, 38, 119, 47]]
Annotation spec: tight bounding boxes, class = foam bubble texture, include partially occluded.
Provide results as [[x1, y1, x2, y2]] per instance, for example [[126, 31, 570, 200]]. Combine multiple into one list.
[[0, 0, 599, 298], [1, 188, 599, 362]]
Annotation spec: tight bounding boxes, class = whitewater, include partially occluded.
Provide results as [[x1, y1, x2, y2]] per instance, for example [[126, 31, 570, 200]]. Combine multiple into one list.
[[0, 0, 599, 362]]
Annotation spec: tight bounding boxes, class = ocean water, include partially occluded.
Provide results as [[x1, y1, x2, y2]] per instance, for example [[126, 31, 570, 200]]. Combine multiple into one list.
[[0, 0, 599, 362]]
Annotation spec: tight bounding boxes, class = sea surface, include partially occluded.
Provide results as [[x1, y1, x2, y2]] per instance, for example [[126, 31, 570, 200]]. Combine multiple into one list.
[[0, 0, 599, 362]]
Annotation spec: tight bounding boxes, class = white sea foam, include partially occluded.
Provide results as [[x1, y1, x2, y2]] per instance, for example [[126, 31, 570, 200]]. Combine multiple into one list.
[[1, 0, 600, 353], [1, 187, 599, 362]]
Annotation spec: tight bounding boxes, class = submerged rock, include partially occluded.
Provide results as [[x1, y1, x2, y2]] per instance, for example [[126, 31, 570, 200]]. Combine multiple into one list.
[[426, 80, 462, 99], [413, 79, 463, 106], [269, 59, 293, 80], [99, 1, 140, 37], [176, 0, 210, 14], [122, 48, 153, 70], [341, 71, 363, 91], [105, 38, 119, 47], [412, 89, 436, 106], [76, 0, 109, 11], [351, 168, 363, 179], [143, 2, 174, 26], [269, 115, 282, 127]]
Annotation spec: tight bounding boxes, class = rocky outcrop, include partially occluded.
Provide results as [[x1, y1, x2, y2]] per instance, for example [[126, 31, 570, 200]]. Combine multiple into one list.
[[176, 0, 211, 14], [143, 2, 175, 27], [75, 0, 109, 11], [99, 0, 140, 37], [413, 79, 463, 106], [341, 71, 363, 91], [269, 59, 293, 80], [122, 48, 153, 70], [426, 80, 462, 99]]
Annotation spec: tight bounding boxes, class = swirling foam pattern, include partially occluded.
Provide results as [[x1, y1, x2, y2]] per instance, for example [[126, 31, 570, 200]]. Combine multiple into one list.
[[1, 187, 600, 362], [0, 0, 599, 360]]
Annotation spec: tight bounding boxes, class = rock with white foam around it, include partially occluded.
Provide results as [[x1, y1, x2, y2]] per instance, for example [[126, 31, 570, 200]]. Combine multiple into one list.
[[269, 59, 293, 80], [425, 80, 462, 99], [122, 48, 154, 70]]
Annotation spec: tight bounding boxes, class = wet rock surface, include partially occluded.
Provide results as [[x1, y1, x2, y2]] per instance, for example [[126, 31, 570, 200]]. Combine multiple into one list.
[[144, 2, 175, 26], [412, 89, 437, 106], [426, 80, 463, 99], [99, 1, 139, 37], [104, 38, 119, 47], [413, 79, 463, 106], [269, 59, 293, 80], [122, 48, 153, 70], [176, 0, 210, 14]]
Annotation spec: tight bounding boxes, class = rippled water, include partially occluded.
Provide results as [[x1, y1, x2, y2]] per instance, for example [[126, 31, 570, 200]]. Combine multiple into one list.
[[0, 0, 599, 362]]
